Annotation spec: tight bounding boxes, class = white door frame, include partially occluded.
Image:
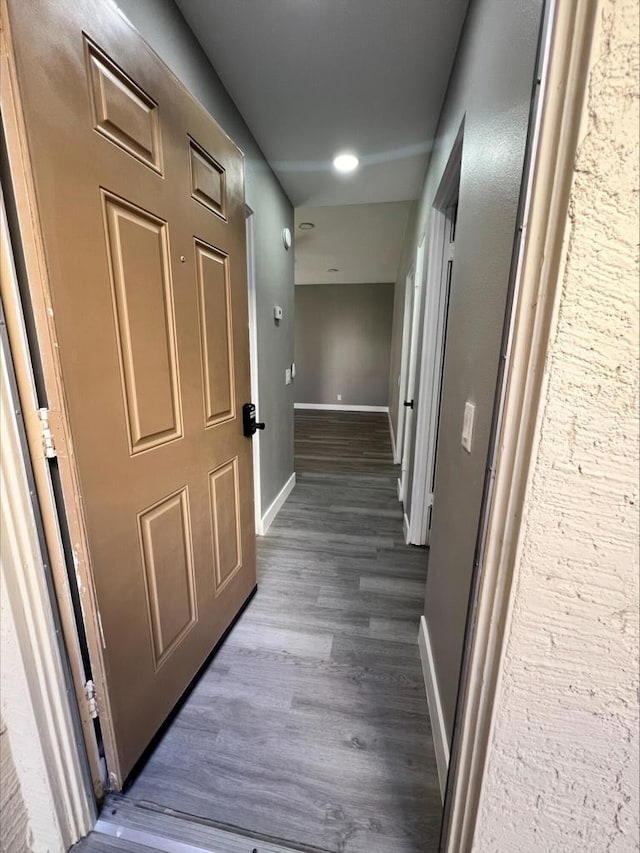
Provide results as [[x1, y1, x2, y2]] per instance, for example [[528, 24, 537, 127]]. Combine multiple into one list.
[[245, 206, 262, 534], [394, 267, 415, 465], [407, 132, 462, 546], [1, 184, 95, 848], [398, 233, 427, 506]]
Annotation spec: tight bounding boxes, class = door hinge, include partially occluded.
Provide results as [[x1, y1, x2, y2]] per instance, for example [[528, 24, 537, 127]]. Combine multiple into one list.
[[84, 679, 99, 719], [38, 407, 57, 459]]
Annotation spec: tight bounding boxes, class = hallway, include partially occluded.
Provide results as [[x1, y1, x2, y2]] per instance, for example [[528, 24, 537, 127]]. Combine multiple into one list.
[[100, 411, 440, 853]]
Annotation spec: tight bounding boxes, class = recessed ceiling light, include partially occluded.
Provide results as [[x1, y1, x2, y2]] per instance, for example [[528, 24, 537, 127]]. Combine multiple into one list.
[[327, 268, 339, 273], [333, 152, 359, 174], [298, 222, 315, 230]]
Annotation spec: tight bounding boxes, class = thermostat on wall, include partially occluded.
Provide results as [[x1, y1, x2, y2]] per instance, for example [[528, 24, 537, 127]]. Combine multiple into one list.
[[274, 305, 283, 320]]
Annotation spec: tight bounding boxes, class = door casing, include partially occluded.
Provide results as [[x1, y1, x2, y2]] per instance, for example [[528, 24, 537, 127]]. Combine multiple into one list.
[[398, 233, 426, 512], [394, 267, 414, 466], [407, 129, 463, 546]]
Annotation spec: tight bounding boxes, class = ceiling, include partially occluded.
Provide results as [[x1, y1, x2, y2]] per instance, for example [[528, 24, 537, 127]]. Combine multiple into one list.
[[175, 0, 469, 208], [294, 202, 413, 285]]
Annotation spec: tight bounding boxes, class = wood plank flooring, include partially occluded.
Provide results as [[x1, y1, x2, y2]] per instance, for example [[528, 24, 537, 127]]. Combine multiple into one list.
[[77, 412, 441, 853]]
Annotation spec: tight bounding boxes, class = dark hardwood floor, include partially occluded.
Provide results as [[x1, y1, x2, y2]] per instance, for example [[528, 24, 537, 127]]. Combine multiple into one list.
[[78, 411, 441, 853]]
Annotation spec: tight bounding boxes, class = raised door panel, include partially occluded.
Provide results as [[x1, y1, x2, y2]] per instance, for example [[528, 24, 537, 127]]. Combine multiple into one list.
[[209, 459, 242, 592], [189, 136, 226, 219], [138, 488, 197, 669], [102, 192, 182, 453], [195, 240, 234, 427], [85, 36, 163, 174]]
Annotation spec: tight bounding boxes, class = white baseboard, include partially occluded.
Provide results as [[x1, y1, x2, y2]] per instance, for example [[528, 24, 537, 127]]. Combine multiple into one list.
[[397, 478, 403, 501], [403, 512, 410, 542], [258, 472, 296, 536], [418, 615, 450, 801], [387, 410, 398, 461], [294, 403, 389, 413]]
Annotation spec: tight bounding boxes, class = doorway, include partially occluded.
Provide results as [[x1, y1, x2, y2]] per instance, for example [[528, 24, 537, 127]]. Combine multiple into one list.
[[0, 0, 556, 849], [398, 233, 426, 519], [407, 135, 462, 546]]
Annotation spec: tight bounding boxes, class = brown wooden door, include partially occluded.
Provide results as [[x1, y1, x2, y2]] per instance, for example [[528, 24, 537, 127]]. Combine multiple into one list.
[[3, 0, 256, 785]]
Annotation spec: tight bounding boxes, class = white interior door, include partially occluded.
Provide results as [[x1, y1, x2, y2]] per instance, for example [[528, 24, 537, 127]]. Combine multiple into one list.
[[395, 269, 415, 465], [398, 234, 426, 504], [420, 201, 457, 542]]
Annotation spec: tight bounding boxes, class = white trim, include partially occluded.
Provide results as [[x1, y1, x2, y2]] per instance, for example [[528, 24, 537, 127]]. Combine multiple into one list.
[[399, 233, 427, 505], [0, 187, 94, 849], [394, 268, 415, 464], [258, 472, 296, 536], [387, 409, 397, 461], [418, 616, 450, 800], [0, 348, 94, 850], [408, 132, 462, 546], [403, 512, 410, 543], [245, 208, 262, 535], [294, 403, 389, 413]]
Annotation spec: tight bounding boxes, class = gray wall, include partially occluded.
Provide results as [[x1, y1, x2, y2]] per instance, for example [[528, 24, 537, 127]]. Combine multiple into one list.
[[389, 0, 543, 740], [114, 0, 295, 511], [295, 283, 394, 407]]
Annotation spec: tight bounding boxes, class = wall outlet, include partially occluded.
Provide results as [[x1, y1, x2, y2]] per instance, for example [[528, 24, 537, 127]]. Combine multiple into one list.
[[461, 401, 475, 453], [337, 394, 342, 401], [285, 367, 292, 385]]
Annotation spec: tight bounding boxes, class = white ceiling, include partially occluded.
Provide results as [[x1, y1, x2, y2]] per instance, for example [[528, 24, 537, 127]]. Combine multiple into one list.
[[175, 0, 469, 207], [294, 202, 413, 285]]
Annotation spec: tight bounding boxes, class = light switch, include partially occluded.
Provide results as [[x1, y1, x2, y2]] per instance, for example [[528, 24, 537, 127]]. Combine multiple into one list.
[[461, 401, 475, 453], [285, 367, 292, 385]]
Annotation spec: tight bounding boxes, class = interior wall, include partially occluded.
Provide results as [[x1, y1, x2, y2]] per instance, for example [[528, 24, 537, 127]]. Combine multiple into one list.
[[390, 0, 544, 740], [114, 0, 295, 512], [474, 0, 640, 847], [295, 283, 394, 407]]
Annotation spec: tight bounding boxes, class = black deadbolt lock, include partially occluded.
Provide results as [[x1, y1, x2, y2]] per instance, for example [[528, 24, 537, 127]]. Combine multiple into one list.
[[242, 402, 265, 437]]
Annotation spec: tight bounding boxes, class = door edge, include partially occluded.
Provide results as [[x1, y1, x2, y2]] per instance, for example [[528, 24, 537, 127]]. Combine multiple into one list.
[[1, 8, 123, 789]]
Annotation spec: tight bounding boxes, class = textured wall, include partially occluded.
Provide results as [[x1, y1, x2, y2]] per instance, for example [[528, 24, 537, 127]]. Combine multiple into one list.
[[473, 1, 640, 850], [295, 283, 394, 407], [114, 0, 295, 511], [0, 718, 29, 853]]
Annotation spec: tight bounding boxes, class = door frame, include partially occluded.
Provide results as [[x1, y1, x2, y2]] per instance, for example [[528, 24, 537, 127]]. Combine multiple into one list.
[[0, 0, 598, 847], [245, 206, 262, 533], [0, 12, 112, 795], [1, 182, 96, 848], [394, 267, 415, 465], [398, 232, 426, 509], [407, 130, 462, 546]]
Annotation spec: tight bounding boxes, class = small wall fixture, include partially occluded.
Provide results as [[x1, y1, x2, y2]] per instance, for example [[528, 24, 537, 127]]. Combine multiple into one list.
[[283, 227, 292, 250], [327, 268, 339, 273], [298, 222, 315, 230]]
